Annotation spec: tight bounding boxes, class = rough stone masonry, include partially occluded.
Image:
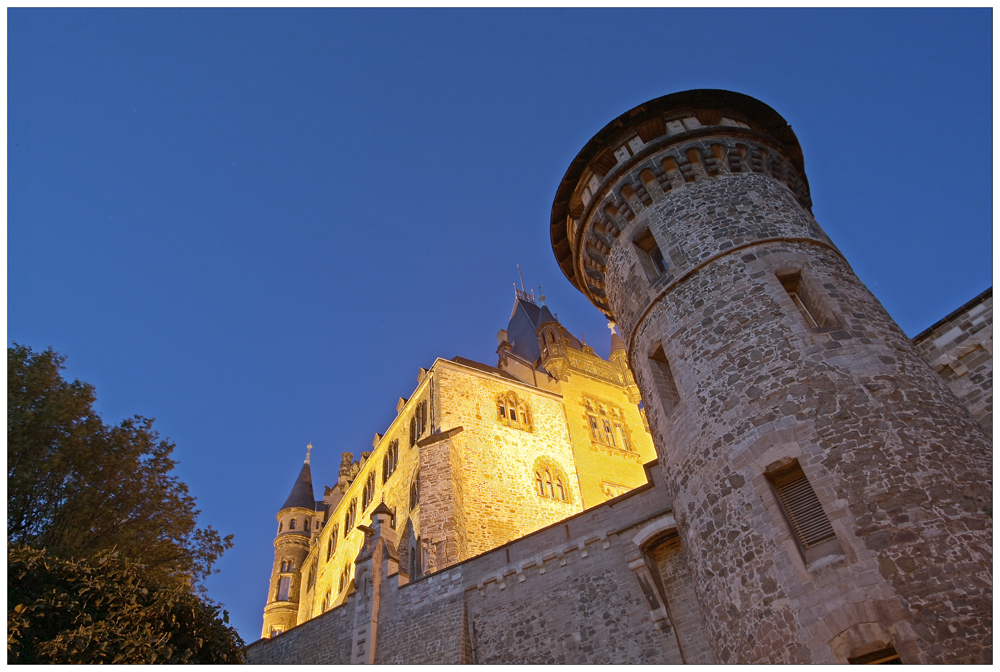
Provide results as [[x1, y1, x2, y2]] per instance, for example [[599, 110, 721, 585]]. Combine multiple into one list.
[[551, 89, 991, 663]]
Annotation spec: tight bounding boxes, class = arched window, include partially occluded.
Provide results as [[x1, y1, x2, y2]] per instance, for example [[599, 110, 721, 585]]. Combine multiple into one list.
[[321, 589, 331, 612], [496, 391, 532, 432], [362, 471, 376, 510], [276, 576, 290, 601], [327, 530, 337, 561], [382, 440, 399, 483], [532, 457, 571, 504], [410, 471, 420, 510], [409, 536, 422, 579], [410, 417, 416, 447], [289, 518, 296, 530], [278, 521, 283, 533], [305, 518, 311, 531], [345, 499, 356, 534], [307, 563, 316, 591], [339, 566, 350, 593]]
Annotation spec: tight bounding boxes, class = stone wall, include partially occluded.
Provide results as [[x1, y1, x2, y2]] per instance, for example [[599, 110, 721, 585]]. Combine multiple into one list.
[[434, 360, 585, 559], [912, 288, 992, 435], [552, 92, 991, 663], [247, 462, 719, 665], [247, 592, 354, 664]]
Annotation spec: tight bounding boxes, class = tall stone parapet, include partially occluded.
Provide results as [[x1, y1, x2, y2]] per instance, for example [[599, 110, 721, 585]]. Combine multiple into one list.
[[550, 90, 992, 664]]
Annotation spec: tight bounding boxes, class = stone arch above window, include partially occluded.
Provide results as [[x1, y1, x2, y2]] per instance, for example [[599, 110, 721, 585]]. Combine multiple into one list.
[[496, 390, 533, 432], [531, 456, 571, 503]]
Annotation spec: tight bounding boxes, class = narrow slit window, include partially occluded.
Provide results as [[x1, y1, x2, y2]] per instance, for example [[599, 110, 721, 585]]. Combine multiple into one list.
[[634, 227, 668, 281], [277, 576, 291, 601], [778, 271, 837, 329], [649, 344, 681, 417]]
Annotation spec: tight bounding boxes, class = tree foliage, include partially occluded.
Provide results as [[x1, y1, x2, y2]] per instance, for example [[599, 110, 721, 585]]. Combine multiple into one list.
[[8, 546, 244, 664], [7, 344, 232, 591]]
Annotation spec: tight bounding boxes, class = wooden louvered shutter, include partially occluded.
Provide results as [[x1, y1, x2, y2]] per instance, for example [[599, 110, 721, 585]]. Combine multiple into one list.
[[772, 465, 836, 548]]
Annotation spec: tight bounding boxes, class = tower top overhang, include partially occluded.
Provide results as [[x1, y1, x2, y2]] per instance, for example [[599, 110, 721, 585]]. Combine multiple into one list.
[[550, 89, 808, 304]]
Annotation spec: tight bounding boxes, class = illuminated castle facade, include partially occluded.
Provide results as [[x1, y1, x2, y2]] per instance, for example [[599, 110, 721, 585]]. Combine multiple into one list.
[[259, 292, 658, 639], [248, 91, 991, 664]]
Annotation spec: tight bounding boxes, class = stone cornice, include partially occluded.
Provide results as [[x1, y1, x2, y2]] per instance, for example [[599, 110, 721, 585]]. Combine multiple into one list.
[[550, 90, 810, 318]]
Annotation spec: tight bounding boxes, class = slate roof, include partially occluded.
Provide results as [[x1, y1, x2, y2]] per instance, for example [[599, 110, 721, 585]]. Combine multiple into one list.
[[505, 297, 582, 366], [451, 356, 521, 382], [280, 461, 316, 511]]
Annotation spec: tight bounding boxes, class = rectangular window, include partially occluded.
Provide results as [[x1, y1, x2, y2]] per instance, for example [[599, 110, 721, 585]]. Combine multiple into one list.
[[766, 459, 845, 570], [588, 415, 602, 441], [602, 419, 617, 448], [634, 227, 668, 281], [769, 462, 836, 548], [277, 576, 291, 601], [649, 344, 681, 417], [778, 271, 837, 329], [615, 423, 630, 451]]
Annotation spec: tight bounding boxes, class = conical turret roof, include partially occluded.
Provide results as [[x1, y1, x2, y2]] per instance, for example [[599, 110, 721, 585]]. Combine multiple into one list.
[[280, 460, 316, 511], [536, 305, 559, 326], [610, 330, 626, 356]]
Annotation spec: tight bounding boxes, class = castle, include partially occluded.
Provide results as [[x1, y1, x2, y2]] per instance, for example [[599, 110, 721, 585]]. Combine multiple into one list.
[[247, 90, 991, 664]]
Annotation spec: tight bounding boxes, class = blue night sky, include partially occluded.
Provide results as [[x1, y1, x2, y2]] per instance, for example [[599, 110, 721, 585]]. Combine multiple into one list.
[[8, 9, 992, 641]]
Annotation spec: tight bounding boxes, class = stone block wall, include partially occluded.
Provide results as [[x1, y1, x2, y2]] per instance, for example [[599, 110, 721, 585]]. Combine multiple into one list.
[[554, 363, 657, 509], [912, 288, 992, 435], [247, 462, 719, 665], [434, 360, 584, 559], [247, 592, 354, 664]]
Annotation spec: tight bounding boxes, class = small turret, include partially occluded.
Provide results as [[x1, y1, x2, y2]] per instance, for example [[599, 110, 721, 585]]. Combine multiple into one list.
[[535, 305, 569, 380], [261, 446, 317, 640], [608, 322, 641, 404]]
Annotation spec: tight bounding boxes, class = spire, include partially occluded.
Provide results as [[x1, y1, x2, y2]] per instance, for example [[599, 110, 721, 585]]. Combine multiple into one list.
[[280, 451, 316, 511], [609, 321, 626, 356]]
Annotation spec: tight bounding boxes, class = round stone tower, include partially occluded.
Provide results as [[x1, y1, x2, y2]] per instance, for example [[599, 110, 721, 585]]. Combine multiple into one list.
[[550, 90, 991, 664], [261, 451, 316, 639]]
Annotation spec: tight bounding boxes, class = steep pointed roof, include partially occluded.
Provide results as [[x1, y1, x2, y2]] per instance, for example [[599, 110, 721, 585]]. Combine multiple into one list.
[[505, 296, 583, 366], [280, 460, 316, 511], [536, 305, 559, 326], [610, 330, 626, 356]]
